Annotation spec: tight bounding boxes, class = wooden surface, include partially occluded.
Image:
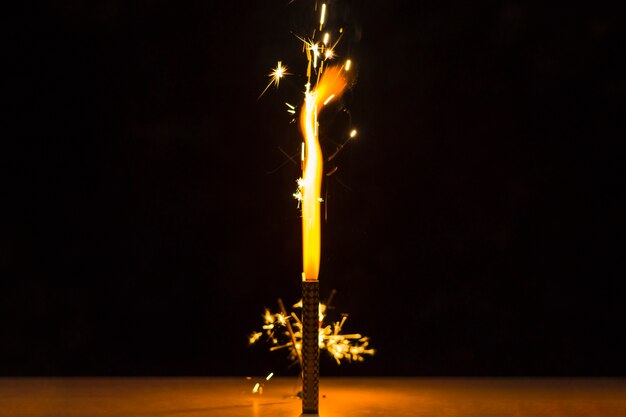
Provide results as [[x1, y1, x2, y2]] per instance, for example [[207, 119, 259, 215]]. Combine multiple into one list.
[[1, 377, 625, 417]]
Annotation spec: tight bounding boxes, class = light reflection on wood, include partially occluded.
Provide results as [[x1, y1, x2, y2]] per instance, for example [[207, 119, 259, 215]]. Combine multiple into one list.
[[0, 377, 625, 417]]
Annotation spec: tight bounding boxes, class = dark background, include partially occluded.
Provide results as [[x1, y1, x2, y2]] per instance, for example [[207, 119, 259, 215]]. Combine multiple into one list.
[[4, 0, 625, 377]]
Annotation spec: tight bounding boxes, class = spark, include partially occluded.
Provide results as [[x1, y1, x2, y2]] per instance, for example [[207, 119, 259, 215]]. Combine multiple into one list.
[[344, 59, 352, 71], [310, 43, 320, 69], [324, 33, 343, 62], [249, 371, 277, 395], [249, 293, 375, 367], [258, 61, 289, 99], [285, 102, 296, 114], [320, 3, 327, 29], [323, 94, 335, 106], [328, 127, 360, 161], [294, 32, 340, 80], [293, 178, 305, 203], [248, 332, 262, 345], [270, 61, 288, 86]]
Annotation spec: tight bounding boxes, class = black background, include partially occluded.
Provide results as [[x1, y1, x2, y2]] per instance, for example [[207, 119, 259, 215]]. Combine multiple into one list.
[[4, 0, 626, 377]]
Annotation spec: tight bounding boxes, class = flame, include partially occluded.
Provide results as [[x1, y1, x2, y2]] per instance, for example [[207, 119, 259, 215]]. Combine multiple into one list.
[[299, 66, 348, 280]]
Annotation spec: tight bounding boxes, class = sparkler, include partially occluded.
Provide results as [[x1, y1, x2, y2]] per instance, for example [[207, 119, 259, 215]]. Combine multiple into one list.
[[259, 1, 359, 413], [299, 7, 350, 414]]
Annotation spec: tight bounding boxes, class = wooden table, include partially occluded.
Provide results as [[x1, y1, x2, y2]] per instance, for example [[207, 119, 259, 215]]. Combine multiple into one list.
[[1, 377, 625, 416]]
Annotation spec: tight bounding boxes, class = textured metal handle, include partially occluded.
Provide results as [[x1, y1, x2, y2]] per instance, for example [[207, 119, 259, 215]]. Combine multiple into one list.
[[302, 280, 319, 414]]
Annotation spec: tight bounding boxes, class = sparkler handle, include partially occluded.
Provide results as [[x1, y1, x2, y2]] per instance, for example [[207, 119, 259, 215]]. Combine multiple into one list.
[[302, 280, 319, 414]]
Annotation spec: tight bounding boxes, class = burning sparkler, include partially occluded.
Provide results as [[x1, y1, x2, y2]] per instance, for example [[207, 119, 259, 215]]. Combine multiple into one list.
[[259, 1, 360, 413]]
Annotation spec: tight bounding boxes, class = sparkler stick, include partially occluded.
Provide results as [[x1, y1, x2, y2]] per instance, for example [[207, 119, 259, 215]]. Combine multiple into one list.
[[301, 279, 319, 413]]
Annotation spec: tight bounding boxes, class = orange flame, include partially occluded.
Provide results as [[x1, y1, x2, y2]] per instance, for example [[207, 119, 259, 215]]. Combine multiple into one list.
[[300, 66, 348, 281]]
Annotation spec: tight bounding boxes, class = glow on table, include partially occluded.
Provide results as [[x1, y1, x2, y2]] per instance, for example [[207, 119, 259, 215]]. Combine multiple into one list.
[[1, 377, 625, 417]]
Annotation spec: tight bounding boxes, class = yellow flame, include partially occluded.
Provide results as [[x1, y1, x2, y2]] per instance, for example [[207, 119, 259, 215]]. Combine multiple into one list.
[[300, 66, 348, 280]]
